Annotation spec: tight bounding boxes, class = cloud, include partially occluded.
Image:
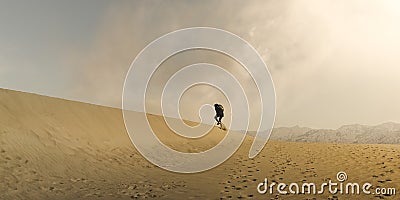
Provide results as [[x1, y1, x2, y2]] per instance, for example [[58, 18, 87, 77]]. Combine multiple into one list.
[[68, 0, 400, 129]]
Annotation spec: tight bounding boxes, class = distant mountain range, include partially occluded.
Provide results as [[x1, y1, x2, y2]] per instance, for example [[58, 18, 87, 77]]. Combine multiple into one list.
[[263, 122, 400, 144]]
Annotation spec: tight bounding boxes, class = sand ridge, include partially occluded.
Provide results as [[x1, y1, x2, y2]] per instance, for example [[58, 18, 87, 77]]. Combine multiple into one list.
[[1, 88, 399, 199]]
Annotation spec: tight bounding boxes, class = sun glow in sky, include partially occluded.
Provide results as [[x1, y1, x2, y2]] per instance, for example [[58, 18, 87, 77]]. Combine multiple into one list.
[[1, 0, 400, 129]]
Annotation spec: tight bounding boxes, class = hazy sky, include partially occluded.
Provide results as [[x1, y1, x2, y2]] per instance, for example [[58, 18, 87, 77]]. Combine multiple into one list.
[[1, 0, 400, 129]]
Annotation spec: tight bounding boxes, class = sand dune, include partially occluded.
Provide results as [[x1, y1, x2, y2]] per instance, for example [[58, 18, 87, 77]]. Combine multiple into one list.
[[1, 88, 399, 199]]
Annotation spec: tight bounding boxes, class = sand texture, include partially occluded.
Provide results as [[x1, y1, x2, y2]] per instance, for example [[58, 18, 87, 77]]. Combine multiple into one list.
[[1, 88, 399, 199]]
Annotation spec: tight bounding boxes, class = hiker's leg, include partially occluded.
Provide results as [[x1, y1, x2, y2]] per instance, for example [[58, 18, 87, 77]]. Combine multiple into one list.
[[214, 115, 219, 124]]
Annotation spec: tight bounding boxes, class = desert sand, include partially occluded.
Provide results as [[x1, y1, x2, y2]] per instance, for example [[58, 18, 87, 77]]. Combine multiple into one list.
[[0, 88, 399, 199]]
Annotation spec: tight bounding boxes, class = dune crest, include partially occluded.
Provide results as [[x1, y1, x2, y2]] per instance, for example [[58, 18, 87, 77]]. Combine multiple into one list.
[[1, 88, 399, 200]]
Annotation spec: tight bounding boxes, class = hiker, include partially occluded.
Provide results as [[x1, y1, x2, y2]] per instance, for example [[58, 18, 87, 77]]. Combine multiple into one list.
[[214, 103, 224, 125]]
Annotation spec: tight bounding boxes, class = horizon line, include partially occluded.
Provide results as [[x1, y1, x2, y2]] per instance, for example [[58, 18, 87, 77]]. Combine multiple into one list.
[[1, 87, 398, 131]]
